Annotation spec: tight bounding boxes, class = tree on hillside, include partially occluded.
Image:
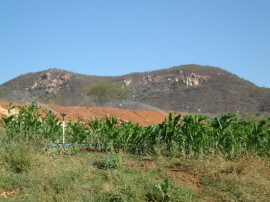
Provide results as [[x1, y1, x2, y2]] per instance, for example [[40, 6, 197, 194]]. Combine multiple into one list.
[[87, 82, 130, 104]]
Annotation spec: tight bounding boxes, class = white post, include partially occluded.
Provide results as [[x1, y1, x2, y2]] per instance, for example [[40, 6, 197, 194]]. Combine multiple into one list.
[[62, 120, 65, 144], [60, 113, 67, 144]]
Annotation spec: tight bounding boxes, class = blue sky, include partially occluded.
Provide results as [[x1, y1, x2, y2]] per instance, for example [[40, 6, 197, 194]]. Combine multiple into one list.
[[1, 0, 269, 87]]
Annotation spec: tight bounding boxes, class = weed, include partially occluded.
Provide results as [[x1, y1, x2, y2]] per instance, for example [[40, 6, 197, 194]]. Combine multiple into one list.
[[1, 142, 33, 173], [93, 153, 122, 170], [155, 179, 173, 201]]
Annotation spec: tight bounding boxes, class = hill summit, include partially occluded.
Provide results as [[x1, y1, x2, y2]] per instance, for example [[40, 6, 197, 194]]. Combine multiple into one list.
[[0, 64, 269, 114]]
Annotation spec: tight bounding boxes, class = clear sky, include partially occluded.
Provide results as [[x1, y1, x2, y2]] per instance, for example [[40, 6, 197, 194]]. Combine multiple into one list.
[[1, 0, 269, 87]]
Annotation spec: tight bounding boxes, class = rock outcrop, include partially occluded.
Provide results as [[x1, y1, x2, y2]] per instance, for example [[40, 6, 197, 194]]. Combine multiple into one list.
[[30, 70, 71, 94]]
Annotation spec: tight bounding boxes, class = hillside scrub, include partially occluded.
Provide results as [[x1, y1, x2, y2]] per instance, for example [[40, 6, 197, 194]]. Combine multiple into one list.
[[87, 82, 130, 104], [1, 65, 270, 114]]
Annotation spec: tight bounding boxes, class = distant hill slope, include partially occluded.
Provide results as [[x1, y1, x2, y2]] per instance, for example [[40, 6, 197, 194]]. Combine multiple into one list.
[[0, 64, 269, 114]]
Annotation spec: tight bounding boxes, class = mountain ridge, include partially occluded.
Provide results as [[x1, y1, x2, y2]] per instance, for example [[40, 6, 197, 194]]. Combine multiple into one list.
[[0, 64, 269, 115]]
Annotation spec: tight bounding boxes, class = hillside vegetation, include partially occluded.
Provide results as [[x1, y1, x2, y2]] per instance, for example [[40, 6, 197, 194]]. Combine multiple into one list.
[[87, 82, 130, 104], [0, 65, 270, 115]]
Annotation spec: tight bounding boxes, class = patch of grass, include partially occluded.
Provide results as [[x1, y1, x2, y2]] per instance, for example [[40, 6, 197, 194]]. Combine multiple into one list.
[[0, 128, 6, 142], [0, 147, 202, 201], [197, 156, 270, 201], [1, 142, 33, 173], [0, 144, 269, 201]]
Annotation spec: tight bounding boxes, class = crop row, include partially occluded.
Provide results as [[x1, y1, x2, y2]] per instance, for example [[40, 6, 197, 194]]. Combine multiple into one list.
[[1, 102, 270, 157]]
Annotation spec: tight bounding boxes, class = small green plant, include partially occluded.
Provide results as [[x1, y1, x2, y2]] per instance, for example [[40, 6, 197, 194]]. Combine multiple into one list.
[[155, 179, 173, 201], [93, 153, 122, 170], [2, 142, 33, 173], [146, 179, 174, 202]]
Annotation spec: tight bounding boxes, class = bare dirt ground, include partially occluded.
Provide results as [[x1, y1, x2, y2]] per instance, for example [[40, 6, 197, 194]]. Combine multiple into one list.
[[0, 102, 169, 126]]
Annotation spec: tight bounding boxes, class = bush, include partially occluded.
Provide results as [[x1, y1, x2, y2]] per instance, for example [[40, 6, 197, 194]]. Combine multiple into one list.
[[93, 153, 122, 170], [87, 82, 129, 104]]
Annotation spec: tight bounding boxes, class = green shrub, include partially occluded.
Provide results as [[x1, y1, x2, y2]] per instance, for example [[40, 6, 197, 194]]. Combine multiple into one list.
[[87, 82, 129, 103], [93, 153, 122, 170]]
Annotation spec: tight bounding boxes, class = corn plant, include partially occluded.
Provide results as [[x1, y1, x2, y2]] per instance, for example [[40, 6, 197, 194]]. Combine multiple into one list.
[[66, 118, 90, 143], [2, 102, 61, 143], [2, 102, 42, 141], [247, 118, 270, 155], [2, 103, 17, 139], [87, 117, 107, 150], [180, 114, 210, 156], [159, 113, 181, 152], [1, 102, 270, 157], [126, 124, 159, 154], [40, 110, 62, 142], [211, 113, 239, 156]]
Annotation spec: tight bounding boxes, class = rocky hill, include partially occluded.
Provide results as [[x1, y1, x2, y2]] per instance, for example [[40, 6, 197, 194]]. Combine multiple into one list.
[[0, 64, 269, 114]]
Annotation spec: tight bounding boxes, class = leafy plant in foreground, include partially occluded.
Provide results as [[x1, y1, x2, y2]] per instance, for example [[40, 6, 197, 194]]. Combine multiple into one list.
[[1, 102, 270, 157]]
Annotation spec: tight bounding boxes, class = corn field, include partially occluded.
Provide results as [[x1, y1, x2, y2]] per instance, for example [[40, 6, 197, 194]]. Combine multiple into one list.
[[1, 102, 270, 157]]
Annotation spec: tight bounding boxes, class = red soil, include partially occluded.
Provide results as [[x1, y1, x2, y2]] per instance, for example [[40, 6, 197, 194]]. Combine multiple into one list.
[[0, 102, 169, 126], [49, 105, 168, 126]]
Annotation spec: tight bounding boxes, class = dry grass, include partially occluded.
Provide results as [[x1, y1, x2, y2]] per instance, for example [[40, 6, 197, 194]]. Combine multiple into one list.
[[0, 130, 269, 201]]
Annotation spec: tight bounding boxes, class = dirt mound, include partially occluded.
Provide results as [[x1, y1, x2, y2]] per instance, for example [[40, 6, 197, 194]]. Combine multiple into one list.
[[0, 102, 169, 126], [49, 105, 168, 126]]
